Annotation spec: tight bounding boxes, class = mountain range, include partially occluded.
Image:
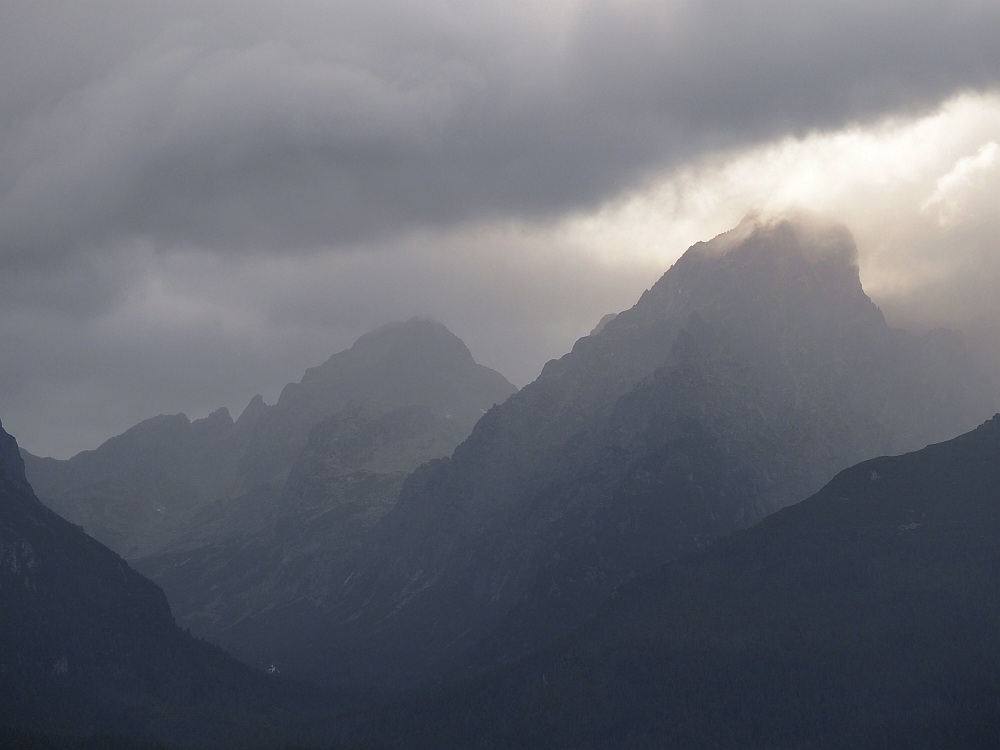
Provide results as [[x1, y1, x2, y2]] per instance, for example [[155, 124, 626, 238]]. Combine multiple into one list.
[[7, 211, 1000, 747], [7, 408, 1000, 746], [23, 317, 517, 681], [125, 212, 997, 690], [22, 318, 515, 562], [21, 406, 256, 559]]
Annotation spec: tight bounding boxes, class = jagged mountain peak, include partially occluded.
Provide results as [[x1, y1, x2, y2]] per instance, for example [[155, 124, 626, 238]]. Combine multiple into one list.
[[238, 318, 516, 489], [689, 212, 866, 307], [199, 405, 233, 425], [276, 317, 512, 413], [618, 211, 876, 337], [537, 212, 879, 420]]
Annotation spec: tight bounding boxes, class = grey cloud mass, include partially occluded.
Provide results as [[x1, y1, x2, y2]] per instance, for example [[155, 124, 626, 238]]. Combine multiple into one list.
[[5, 0, 1000, 262], [2, 0, 1000, 456]]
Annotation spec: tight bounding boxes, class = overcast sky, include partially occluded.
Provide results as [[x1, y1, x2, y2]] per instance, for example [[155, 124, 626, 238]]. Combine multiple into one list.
[[3, 0, 1000, 458]]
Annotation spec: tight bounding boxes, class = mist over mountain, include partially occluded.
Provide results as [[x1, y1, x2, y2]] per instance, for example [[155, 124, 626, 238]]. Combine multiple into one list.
[[23, 317, 516, 562], [21, 406, 258, 558], [6, 2, 1000, 744], [236, 317, 516, 490], [22, 318, 516, 677], [368, 413, 1000, 749], [263, 213, 996, 690]]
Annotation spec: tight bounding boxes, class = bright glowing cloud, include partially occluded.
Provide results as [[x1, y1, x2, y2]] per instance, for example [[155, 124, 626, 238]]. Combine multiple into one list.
[[557, 92, 1000, 317], [922, 141, 1000, 228]]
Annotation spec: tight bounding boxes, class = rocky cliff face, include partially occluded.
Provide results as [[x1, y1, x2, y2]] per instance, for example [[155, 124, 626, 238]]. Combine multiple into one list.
[[286, 213, 997, 690]]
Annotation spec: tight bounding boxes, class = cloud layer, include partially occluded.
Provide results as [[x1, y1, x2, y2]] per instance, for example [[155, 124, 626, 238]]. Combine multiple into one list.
[[2, 1, 999, 456]]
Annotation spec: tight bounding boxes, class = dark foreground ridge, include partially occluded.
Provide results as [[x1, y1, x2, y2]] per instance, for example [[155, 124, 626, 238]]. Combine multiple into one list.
[[0, 420, 314, 748]]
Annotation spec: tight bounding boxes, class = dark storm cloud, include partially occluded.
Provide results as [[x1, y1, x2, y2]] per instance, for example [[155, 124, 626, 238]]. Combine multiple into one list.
[[0, 229, 651, 457], [4, 0, 1000, 457], [3, 0, 999, 267]]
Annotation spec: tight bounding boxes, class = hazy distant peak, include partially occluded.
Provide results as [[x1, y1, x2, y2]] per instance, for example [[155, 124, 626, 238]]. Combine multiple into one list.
[[105, 413, 192, 445], [242, 317, 515, 489], [299, 318, 477, 388], [350, 317, 473, 361], [190, 407, 234, 439]]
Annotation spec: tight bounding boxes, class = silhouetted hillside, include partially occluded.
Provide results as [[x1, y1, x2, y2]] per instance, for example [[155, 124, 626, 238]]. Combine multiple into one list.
[[0, 420, 305, 748]]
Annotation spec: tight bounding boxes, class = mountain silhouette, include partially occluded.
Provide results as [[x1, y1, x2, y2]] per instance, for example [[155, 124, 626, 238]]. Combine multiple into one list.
[[0, 420, 304, 747]]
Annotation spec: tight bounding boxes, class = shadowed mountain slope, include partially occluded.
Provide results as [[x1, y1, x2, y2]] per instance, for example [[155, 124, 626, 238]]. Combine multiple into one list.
[[122, 321, 515, 671], [136, 403, 476, 664], [374, 413, 1000, 749], [0, 420, 307, 748]]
